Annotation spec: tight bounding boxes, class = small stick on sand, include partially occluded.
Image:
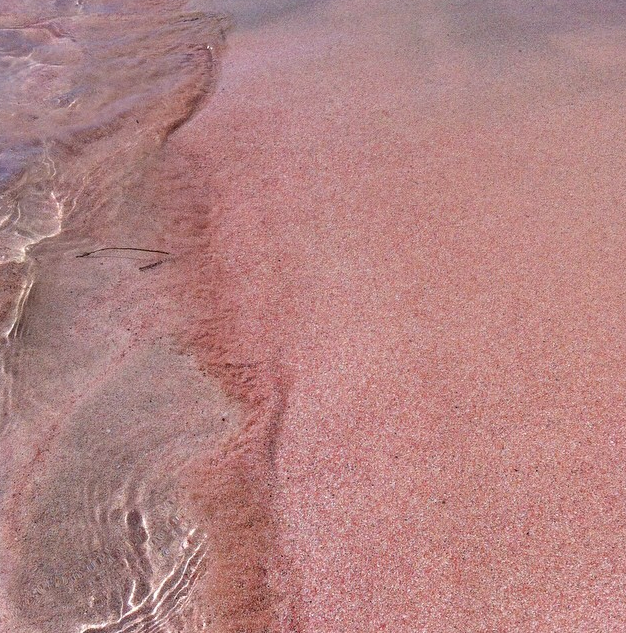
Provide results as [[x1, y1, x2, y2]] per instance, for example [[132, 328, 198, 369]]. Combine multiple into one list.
[[76, 247, 171, 258], [138, 260, 165, 272]]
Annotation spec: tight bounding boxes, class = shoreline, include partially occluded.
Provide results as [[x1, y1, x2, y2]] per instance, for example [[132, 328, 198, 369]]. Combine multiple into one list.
[[4, 0, 626, 631], [0, 5, 283, 631]]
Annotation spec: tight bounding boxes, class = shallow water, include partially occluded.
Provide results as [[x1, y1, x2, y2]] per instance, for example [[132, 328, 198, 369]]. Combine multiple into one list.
[[0, 0, 226, 334], [10, 342, 245, 633], [0, 2, 245, 632], [0, 0, 227, 432]]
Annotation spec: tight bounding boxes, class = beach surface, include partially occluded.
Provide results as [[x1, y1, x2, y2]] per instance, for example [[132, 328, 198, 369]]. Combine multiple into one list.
[[3, 0, 626, 631]]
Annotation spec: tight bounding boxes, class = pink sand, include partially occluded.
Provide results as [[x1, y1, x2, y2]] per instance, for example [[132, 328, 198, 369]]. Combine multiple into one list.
[[169, 0, 626, 630], [4, 0, 626, 631]]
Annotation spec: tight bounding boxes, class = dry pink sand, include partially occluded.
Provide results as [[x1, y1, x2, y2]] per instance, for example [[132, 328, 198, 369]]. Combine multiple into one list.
[[167, 0, 626, 630], [4, 0, 626, 631]]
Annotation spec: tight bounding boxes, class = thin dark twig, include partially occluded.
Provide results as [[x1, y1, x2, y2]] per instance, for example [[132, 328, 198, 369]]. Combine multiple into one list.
[[77, 247, 171, 258], [139, 260, 165, 272], [82, 254, 150, 260]]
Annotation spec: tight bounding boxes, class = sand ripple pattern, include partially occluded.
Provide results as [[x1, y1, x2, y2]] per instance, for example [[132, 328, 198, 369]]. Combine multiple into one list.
[[81, 527, 208, 633], [8, 344, 242, 633]]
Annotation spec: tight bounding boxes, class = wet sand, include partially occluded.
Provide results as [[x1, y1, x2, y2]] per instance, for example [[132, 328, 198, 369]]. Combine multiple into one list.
[[4, 0, 626, 631]]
